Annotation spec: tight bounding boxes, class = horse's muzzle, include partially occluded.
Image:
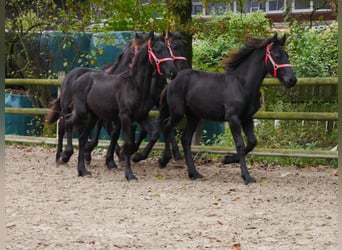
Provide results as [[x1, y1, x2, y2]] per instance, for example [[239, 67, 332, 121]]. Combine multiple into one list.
[[284, 75, 297, 88]]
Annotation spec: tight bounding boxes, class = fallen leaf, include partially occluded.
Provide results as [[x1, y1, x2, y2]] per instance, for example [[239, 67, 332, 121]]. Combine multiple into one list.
[[232, 196, 240, 201], [217, 220, 223, 225], [155, 174, 163, 180], [280, 172, 291, 177], [231, 243, 241, 250]]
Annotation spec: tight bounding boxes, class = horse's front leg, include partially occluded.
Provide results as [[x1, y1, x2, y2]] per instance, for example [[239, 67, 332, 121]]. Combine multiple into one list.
[[228, 116, 256, 184], [223, 118, 257, 164], [132, 118, 154, 162], [120, 113, 137, 181], [181, 115, 203, 180]]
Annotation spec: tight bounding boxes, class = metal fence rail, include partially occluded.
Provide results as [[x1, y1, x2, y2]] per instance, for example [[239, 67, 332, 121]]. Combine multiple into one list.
[[4, 77, 338, 159]]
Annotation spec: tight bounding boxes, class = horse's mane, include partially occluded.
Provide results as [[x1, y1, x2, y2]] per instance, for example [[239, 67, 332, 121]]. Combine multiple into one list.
[[166, 31, 182, 41], [102, 33, 149, 74], [101, 43, 132, 73], [224, 37, 271, 71]]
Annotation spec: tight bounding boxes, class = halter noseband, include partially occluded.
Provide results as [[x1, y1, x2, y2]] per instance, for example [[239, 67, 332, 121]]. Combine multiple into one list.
[[148, 40, 174, 75], [167, 40, 187, 61], [265, 44, 291, 78]]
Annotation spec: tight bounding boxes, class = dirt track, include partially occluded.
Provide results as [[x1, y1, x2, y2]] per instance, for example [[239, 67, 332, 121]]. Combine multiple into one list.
[[5, 144, 338, 249]]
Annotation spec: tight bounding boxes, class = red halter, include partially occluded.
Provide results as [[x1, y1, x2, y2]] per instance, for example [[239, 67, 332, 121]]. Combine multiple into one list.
[[265, 44, 291, 78], [167, 40, 187, 61], [148, 41, 174, 75]]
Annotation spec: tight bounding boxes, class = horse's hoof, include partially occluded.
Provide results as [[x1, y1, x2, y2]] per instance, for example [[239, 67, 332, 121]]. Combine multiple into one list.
[[243, 176, 256, 185], [107, 163, 118, 171], [189, 172, 203, 180], [173, 155, 183, 161], [84, 154, 92, 165], [108, 167, 118, 172], [57, 157, 67, 165], [78, 169, 91, 177], [159, 156, 171, 168], [126, 174, 138, 182], [61, 155, 72, 164], [222, 155, 239, 164], [132, 153, 145, 163]]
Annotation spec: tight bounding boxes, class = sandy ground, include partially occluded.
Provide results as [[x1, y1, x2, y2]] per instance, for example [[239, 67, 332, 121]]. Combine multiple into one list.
[[5, 144, 338, 249]]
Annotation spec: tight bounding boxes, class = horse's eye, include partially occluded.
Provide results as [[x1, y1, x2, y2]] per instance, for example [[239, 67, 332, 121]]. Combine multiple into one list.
[[273, 51, 281, 60]]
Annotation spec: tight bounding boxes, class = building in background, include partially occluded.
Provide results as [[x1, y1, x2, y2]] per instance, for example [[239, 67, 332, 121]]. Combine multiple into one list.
[[192, 0, 335, 24]]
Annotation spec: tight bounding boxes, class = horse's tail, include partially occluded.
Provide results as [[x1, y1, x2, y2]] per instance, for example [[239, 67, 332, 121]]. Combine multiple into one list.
[[159, 87, 169, 130], [45, 97, 61, 125]]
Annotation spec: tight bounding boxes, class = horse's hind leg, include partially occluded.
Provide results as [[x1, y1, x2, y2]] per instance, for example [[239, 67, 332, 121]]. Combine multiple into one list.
[[159, 124, 174, 168], [76, 117, 96, 176], [223, 119, 256, 164], [228, 116, 256, 184], [181, 115, 203, 180], [84, 120, 103, 164], [105, 121, 121, 170], [170, 128, 182, 160], [59, 123, 74, 164], [56, 118, 65, 163]]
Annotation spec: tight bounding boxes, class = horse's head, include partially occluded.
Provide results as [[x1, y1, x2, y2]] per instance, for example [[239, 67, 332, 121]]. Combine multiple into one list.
[[265, 34, 297, 88], [147, 31, 177, 79], [166, 31, 188, 71]]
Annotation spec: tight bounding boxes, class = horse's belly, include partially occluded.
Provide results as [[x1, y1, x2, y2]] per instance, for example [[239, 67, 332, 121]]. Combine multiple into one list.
[[188, 103, 225, 121]]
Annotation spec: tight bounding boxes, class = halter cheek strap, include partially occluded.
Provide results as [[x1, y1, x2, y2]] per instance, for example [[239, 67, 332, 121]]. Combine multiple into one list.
[[167, 40, 187, 61], [265, 44, 291, 78], [148, 41, 174, 75]]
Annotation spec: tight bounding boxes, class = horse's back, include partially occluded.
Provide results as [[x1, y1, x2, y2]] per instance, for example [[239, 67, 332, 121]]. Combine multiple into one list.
[[168, 69, 243, 121]]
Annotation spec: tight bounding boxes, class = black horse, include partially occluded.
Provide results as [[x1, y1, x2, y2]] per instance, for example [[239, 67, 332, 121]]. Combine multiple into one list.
[[46, 33, 149, 164], [131, 31, 188, 163], [64, 31, 177, 180], [83, 31, 188, 165], [159, 34, 297, 184], [46, 31, 186, 167]]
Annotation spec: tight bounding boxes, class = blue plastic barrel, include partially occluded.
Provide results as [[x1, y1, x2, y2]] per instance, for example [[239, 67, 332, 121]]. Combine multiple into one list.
[[202, 120, 225, 145], [40, 31, 91, 73], [5, 94, 44, 136]]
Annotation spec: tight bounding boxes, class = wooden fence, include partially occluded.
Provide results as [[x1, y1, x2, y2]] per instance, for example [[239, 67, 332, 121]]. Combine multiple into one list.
[[4, 77, 338, 159]]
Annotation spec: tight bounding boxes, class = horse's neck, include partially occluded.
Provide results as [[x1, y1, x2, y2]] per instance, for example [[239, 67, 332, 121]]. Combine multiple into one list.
[[236, 49, 268, 94], [131, 54, 154, 104]]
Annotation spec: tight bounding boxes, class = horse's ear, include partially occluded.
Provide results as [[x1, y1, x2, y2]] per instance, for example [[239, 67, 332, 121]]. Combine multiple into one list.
[[149, 30, 155, 41], [271, 33, 278, 42], [279, 33, 287, 46], [167, 30, 173, 39]]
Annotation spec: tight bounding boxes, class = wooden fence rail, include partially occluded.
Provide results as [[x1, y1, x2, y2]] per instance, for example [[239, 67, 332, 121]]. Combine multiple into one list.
[[4, 77, 338, 159]]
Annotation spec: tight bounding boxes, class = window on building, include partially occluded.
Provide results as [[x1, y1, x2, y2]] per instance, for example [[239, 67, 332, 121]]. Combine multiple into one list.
[[294, 0, 311, 10], [242, 0, 266, 13], [312, 0, 330, 9], [268, 0, 285, 11]]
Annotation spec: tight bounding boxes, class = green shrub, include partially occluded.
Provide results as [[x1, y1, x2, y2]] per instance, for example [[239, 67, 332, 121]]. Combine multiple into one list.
[[193, 11, 272, 71], [287, 21, 338, 77]]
